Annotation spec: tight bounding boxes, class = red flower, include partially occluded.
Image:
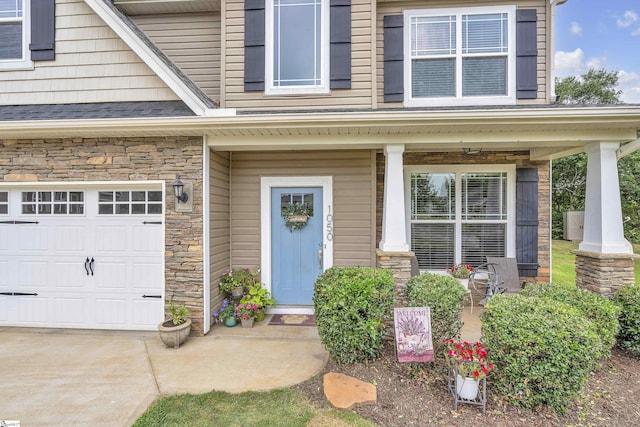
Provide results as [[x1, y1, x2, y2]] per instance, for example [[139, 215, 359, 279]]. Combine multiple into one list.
[[473, 370, 480, 377]]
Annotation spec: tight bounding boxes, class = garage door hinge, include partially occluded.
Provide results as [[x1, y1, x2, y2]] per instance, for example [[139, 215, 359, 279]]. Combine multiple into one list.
[[143, 221, 162, 225], [142, 294, 162, 298], [0, 220, 40, 224], [0, 292, 39, 296]]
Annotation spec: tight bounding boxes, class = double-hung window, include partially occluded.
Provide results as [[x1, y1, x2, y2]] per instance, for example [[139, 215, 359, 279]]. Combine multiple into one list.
[[406, 166, 515, 271], [266, 0, 329, 94], [0, 0, 31, 69], [404, 6, 515, 106]]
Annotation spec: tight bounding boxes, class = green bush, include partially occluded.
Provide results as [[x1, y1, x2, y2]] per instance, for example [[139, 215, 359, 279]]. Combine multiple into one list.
[[313, 267, 395, 364], [405, 273, 467, 357], [481, 295, 601, 413], [614, 283, 640, 353], [520, 282, 620, 360]]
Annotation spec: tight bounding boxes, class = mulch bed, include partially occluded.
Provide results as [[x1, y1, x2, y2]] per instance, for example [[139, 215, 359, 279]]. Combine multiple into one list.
[[295, 345, 640, 426]]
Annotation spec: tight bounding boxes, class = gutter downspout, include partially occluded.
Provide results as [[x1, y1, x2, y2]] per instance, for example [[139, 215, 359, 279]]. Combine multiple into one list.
[[550, 0, 569, 101]]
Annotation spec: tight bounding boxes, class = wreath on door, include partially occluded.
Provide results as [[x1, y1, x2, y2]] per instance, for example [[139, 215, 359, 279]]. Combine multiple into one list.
[[282, 203, 313, 232]]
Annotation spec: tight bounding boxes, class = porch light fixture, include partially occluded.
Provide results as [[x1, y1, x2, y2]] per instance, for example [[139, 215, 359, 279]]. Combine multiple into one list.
[[172, 175, 189, 203], [462, 148, 482, 155]]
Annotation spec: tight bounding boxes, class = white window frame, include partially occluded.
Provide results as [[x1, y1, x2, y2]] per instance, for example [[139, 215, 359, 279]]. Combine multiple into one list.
[[404, 164, 516, 271], [0, 0, 33, 70], [264, 0, 330, 95], [403, 5, 516, 107]]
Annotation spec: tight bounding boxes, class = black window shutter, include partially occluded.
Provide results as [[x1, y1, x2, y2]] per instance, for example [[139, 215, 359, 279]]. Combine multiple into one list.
[[330, 0, 351, 89], [516, 168, 539, 277], [244, 0, 265, 91], [30, 0, 55, 61], [383, 15, 403, 102], [516, 9, 538, 99]]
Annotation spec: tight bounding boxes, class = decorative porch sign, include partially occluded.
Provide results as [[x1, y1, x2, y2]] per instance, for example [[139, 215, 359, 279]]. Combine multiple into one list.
[[394, 307, 434, 363]]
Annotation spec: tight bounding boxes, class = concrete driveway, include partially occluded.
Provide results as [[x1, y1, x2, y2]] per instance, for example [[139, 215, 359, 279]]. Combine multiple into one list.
[[0, 322, 327, 426]]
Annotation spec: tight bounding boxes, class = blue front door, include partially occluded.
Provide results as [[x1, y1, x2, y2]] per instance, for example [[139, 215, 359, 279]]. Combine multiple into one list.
[[271, 187, 323, 305]]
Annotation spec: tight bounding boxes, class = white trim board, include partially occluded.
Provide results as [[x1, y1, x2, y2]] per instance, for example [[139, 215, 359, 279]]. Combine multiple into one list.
[[260, 176, 333, 311]]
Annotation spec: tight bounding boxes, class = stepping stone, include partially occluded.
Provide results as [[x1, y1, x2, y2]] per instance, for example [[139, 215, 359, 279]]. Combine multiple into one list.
[[323, 372, 377, 410]]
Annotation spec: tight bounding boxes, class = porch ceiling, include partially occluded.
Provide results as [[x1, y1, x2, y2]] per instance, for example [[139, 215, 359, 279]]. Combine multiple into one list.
[[2, 106, 640, 160]]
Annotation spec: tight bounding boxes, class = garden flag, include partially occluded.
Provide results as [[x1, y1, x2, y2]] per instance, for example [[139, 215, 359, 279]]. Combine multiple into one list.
[[394, 307, 434, 363]]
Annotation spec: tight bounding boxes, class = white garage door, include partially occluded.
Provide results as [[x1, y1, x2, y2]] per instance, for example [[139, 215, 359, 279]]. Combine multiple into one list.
[[0, 186, 164, 330]]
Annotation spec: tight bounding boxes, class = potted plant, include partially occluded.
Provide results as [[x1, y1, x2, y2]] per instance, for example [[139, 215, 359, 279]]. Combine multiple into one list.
[[444, 339, 494, 400], [158, 298, 192, 349], [219, 266, 260, 299], [447, 263, 473, 289], [213, 298, 237, 327], [235, 302, 260, 328], [240, 282, 276, 322]]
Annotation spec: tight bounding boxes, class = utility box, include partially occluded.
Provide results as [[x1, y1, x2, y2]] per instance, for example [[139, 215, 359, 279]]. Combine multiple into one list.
[[563, 211, 584, 242]]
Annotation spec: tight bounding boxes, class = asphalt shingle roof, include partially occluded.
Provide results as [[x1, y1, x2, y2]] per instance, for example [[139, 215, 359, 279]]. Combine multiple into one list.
[[0, 101, 196, 121]]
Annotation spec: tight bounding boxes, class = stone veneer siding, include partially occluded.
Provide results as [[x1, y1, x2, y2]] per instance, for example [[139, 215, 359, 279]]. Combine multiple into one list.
[[376, 151, 551, 283], [574, 250, 639, 296], [0, 137, 206, 334]]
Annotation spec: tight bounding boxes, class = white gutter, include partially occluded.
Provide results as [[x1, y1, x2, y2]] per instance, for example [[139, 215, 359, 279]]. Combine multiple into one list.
[[84, 0, 235, 117], [550, 0, 569, 100], [2, 105, 640, 132]]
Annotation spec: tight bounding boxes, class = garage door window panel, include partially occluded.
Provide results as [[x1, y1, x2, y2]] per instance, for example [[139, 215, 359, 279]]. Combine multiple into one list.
[[99, 191, 163, 215], [21, 191, 84, 215], [0, 191, 8, 214]]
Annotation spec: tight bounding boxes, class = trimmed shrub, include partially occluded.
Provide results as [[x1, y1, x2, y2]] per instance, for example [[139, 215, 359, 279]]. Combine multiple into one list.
[[405, 273, 467, 357], [313, 267, 395, 364], [614, 283, 640, 353], [520, 282, 620, 360], [481, 295, 601, 413]]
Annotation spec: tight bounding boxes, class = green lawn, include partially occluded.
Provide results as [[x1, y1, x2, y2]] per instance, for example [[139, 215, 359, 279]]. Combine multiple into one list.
[[552, 240, 640, 285], [134, 388, 376, 427]]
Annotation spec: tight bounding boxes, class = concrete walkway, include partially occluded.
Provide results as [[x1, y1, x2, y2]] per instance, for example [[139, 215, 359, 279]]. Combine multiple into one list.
[[0, 319, 328, 426]]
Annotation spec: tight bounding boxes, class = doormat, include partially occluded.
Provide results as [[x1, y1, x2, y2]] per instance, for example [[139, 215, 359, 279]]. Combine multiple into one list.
[[268, 314, 316, 326]]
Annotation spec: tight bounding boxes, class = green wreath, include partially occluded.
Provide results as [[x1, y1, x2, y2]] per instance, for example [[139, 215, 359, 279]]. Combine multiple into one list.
[[282, 203, 313, 231]]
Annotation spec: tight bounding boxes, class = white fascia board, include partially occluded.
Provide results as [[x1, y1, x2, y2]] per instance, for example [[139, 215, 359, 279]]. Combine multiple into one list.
[[84, 0, 212, 116], [1, 105, 640, 138]]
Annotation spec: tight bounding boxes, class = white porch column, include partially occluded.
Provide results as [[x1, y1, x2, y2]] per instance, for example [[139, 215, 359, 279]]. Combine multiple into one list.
[[579, 141, 633, 254], [379, 144, 409, 252]]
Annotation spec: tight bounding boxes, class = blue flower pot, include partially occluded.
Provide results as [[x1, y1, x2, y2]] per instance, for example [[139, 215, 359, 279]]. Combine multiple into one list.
[[224, 317, 237, 327]]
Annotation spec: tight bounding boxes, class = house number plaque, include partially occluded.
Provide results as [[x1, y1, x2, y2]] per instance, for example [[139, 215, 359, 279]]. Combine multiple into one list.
[[326, 205, 333, 241]]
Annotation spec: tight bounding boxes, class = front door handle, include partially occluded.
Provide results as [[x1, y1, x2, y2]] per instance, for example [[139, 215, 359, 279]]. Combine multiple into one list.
[[318, 249, 323, 269]]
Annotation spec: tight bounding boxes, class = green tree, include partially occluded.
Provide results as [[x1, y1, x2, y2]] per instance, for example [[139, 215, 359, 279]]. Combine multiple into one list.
[[555, 68, 623, 105], [552, 69, 640, 242]]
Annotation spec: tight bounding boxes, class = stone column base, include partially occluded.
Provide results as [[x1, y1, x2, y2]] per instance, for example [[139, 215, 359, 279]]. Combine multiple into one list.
[[573, 250, 639, 296], [376, 249, 416, 307], [376, 249, 417, 342]]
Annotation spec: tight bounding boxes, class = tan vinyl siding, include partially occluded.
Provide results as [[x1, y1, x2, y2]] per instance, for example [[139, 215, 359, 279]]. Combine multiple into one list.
[[0, 0, 177, 105], [210, 150, 231, 313], [133, 13, 221, 103], [223, 0, 374, 111], [376, 0, 548, 107], [230, 150, 375, 268]]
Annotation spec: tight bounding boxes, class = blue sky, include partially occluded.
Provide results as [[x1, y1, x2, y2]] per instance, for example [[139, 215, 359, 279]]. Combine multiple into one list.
[[554, 0, 640, 103]]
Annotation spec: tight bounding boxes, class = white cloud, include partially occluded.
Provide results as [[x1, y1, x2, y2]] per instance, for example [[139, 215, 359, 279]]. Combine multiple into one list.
[[618, 71, 640, 103], [555, 49, 608, 77], [617, 10, 638, 28], [555, 48, 587, 76], [570, 21, 583, 36]]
